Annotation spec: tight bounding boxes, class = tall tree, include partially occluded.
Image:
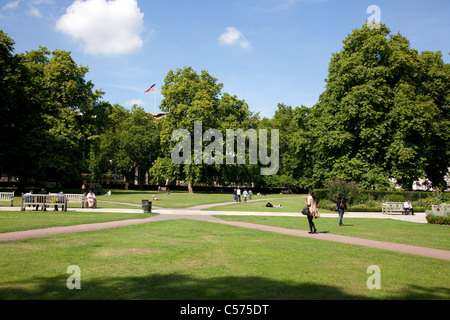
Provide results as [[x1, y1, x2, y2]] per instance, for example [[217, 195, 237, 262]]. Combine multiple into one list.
[[19, 47, 112, 184], [0, 31, 38, 185], [260, 104, 311, 192], [89, 105, 160, 186], [158, 67, 258, 193], [308, 24, 449, 189], [0, 31, 112, 187]]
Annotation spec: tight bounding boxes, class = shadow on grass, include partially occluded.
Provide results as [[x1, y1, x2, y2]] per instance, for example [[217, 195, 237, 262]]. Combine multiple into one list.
[[1, 273, 449, 300]]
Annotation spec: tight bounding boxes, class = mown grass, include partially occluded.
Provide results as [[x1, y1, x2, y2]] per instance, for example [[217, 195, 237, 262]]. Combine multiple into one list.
[[207, 196, 336, 213], [0, 220, 449, 300], [97, 190, 303, 209], [0, 211, 154, 234], [1, 191, 448, 300], [1, 190, 306, 210], [216, 216, 450, 251]]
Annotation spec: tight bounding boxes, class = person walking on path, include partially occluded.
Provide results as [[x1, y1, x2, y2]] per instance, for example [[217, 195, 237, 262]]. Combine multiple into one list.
[[306, 190, 320, 234], [337, 193, 347, 226], [243, 189, 248, 202]]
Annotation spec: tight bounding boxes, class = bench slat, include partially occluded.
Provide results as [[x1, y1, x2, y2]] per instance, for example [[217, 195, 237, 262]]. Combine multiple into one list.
[[22, 194, 67, 212], [0, 192, 15, 207], [382, 202, 406, 215]]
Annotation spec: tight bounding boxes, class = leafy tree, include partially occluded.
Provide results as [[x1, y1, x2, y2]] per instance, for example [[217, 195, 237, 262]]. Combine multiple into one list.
[[307, 24, 449, 190], [19, 47, 112, 184], [259, 104, 310, 192], [148, 156, 180, 186], [0, 31, 40, 186], [0, 31, 112, 187], [89, 105, 160, 186], [158, 67, 258, 192]]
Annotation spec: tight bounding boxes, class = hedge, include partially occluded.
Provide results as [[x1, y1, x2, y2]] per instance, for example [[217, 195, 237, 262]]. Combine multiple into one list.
[[317, 189, 449, 201], [318, 204, 427, 213], [426, 215, 450, 225]]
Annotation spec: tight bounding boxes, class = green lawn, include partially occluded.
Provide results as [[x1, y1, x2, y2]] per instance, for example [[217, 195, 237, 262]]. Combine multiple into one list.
[[0, 211, 154, 234], [91, 190, 237, 209], [2, 190, 326, 212], [1, 190, 449, 300], [97, 190, 304, 209], [0, 219, 448, 300], [216, 216, 450, 251], [206, 196, 336, 213]]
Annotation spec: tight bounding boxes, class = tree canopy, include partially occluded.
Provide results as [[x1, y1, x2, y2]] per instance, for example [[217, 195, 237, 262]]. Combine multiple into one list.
[[1, 24, 448, 191], [305, 24, 449, 189], [157, 67, 259, 192], [1, 30, 112, 187]]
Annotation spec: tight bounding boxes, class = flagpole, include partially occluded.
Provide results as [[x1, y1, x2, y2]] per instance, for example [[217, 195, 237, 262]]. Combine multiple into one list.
[[145, 83, 157, 114], [154, 84, 157, 114]]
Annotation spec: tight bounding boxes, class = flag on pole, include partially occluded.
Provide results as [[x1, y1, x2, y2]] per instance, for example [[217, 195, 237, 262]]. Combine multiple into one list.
[[145, 83, 156, 93]]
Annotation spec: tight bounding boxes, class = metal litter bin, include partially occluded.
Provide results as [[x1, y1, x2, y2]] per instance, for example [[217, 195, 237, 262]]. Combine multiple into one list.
[[142, 200, 152, 213]]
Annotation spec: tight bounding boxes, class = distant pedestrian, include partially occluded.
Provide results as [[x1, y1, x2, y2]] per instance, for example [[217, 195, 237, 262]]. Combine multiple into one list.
[[237, 188, 241, 202], [249, 190, 253, 200], [243, 189, 248, 202], [233, 189, 237, 202], [305, 190, 319, 234], [337, 193, 347, 226]]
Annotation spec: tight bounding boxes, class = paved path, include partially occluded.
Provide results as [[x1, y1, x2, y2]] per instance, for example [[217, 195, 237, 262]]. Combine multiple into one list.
[[1, 205, 448, 261]]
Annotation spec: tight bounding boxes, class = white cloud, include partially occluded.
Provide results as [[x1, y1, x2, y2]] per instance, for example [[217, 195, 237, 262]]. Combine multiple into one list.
[[28, 6, 42, 17], [219, 27, 251, 50], [2, 1, 55, 17], [2, 1, 20, 11], [56, 0, 145, 56], [125, 99, 146, 108]]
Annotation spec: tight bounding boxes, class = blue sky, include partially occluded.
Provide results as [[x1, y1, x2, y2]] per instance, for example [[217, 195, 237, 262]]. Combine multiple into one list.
[[1, 0, 449, 118]]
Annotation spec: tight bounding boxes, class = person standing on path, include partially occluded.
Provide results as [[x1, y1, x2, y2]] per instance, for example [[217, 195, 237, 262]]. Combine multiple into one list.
[[237, 188, 241, 202], [337, 193, 347, 226], [243, 189, 248, 202], [305, 190, 320, 234]]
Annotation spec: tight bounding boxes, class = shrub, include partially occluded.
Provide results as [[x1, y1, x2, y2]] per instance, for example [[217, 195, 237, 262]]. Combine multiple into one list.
[[426, 209, 450, 225], [348, 205, 383, 212], [426, 215, 450, 225], [325, 179, 362, 205]]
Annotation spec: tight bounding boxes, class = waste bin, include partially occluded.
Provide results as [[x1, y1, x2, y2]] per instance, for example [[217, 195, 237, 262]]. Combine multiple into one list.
[[142, 200, 152, 213]]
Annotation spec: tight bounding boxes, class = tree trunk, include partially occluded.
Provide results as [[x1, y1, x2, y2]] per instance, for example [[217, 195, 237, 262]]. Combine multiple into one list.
[[287, 185, 293, 194], [187, 182, 194, 194]]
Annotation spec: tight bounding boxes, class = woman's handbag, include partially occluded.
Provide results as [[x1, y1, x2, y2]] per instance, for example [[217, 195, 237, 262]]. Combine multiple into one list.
[[301, 207, 310, 216]]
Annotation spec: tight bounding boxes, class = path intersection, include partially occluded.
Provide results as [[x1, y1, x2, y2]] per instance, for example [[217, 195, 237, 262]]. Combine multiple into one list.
[[1, 202, 449, 262]]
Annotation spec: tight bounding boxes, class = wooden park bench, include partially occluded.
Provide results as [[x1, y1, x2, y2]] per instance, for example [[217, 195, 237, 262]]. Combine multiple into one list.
[[64, 194, 86, 208], [22, 193, 67, 212], [382, 202, 405, 215], [0, 192, 14, 207]]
